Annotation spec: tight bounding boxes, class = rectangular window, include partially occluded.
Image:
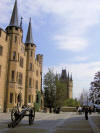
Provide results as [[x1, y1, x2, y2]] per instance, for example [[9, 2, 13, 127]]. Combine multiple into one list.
[[0, 65, 1, 77], [36, 70, 38, 76], [12, 71, 15, 81], [0, 45, 3, 56], [10, 93, 13, 103], [32, 95, 33, 102], [36, 80, 38, 89], [15, 93, 17, 103], [28, 95, 31, 103], [29, 78, 32, 88], [30, 63, 32, 70], [13, 51, 16, 60], [20, 57, 23, 68], [18, 72, 23, 85]]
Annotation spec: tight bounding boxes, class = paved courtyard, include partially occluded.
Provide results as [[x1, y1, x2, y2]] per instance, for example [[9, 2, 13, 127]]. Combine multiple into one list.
[[0, 112, 100, 133]]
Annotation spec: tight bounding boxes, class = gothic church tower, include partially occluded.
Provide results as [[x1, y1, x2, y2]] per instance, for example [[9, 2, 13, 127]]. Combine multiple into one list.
[[60, 69, 73, 99]]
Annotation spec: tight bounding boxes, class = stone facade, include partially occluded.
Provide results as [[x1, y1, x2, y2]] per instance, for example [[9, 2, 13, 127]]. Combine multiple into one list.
[[60, 69, 73, 99], [0, 0, 43, 112]]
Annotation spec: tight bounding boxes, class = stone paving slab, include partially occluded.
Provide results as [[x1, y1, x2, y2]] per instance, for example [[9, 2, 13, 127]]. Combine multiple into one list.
[[90, 116, 100, 129], [55, 115, 94, 133]]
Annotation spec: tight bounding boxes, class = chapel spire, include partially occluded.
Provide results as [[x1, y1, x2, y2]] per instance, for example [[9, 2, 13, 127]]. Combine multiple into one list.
[[9, 0, 19, 27], [25, 18, 34, 44]]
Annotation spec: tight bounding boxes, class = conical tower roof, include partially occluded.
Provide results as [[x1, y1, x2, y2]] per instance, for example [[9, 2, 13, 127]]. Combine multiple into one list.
[[25, 18, 34, 44], [9, 0, 19, 27]]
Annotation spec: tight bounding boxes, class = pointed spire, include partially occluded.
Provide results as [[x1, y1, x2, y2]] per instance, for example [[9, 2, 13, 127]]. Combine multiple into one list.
[[9, 0, 19, 27], [70, 73, 73, 81], [20, 17, 23, 28], [25, 18, 34, 44]]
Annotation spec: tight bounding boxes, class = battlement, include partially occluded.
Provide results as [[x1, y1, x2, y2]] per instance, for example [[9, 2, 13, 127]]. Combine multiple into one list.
[[36, 54, 43, 65], [25, 43, 36, 51], [0, 28, 9, 42], [5, 26, 23, 38]]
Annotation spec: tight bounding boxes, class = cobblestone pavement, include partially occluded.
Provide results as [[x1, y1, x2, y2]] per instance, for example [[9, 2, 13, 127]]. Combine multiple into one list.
[[0, 112, 100, 133]]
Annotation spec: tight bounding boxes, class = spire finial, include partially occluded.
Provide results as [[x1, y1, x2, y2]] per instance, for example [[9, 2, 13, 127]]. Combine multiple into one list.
[[25, 18, 34, 44], [30, 17, 31, 22], [9, 0, 19, 27]]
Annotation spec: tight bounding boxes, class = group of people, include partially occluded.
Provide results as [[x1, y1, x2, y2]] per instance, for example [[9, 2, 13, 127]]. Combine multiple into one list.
[[77, 106, 94, 120]]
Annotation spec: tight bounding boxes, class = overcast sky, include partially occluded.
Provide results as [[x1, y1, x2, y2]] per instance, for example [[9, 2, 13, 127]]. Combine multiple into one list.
[[1, 0, 100, 98]]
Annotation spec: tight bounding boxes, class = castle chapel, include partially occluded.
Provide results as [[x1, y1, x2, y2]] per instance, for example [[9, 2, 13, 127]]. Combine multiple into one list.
[[0, 0, 43, 112]]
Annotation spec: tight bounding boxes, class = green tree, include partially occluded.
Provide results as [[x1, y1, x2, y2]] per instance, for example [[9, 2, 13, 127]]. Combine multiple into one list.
[[44, 69, 56, 112], [89, 71, 100, 104], [34, 91, 41, 111], [64, 98, 79, 107], [55, 76, 66, 108]]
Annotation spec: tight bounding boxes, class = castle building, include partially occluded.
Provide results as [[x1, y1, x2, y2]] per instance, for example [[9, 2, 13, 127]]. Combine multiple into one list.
[[0, 0, 43, 112], [60, 69, 73, 99]]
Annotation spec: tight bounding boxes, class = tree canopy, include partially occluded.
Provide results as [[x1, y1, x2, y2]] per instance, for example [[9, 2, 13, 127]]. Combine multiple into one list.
[[89, 71, 100, 104], [44, 69, 56, 109]]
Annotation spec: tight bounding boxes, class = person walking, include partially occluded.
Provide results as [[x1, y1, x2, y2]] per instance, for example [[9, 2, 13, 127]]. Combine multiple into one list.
[[85, 106, 88, 120]]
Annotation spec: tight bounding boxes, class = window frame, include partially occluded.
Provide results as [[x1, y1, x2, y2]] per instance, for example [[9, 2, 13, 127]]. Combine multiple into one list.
[[10, 93, 13, 103], [0, 45, 3, 56], [11, 71, 15, 81], [13, 51, 16, 60]]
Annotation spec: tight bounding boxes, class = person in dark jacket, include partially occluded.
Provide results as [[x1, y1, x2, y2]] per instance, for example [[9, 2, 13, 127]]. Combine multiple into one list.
[[85, 106, 88, 120]]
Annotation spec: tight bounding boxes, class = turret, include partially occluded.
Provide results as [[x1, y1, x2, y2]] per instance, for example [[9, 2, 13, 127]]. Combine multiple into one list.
[[6, 0, 23, 40], [25, 18, 36, 56], [36, 54, 43, 70]]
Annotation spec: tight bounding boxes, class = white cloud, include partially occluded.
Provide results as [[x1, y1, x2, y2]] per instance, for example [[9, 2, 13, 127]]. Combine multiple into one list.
[[43, 61, 100, 98], [1, 0, 100, 51], [54, 35, 88, 51], [73, 56, 89, 62]]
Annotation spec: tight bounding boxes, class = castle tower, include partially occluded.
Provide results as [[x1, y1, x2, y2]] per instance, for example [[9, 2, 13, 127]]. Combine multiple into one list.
[[0, 0, 43, 112], [25, 18, 36, 106], [5, 0, 26, 111]]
